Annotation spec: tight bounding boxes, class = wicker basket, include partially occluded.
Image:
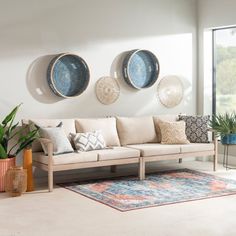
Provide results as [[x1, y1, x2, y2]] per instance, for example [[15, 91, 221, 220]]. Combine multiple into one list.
[[5, 166, 27, 197]]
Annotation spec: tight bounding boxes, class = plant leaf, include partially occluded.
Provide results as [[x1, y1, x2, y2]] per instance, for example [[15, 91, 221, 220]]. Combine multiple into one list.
[[2, 104, 21, 126], [0, 144, 7, 159], [210, 112, 236, 136], [14, 128, 39, 156], [0, 125, 4, 143]]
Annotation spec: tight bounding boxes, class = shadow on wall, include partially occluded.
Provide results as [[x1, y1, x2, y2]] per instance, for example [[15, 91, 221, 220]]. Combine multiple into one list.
[[181, 76, 193, 111], [26, 54, 63, 104], [110, 51, 138, 94]]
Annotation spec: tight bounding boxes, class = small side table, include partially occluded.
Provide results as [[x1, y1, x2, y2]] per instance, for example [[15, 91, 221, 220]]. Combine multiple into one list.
[[223, 144, 236, 170]]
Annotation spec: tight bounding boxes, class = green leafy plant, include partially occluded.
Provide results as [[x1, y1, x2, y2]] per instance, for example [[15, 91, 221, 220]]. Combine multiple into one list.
[[209, 112, 236, 137], [0, 104, 39, 159]]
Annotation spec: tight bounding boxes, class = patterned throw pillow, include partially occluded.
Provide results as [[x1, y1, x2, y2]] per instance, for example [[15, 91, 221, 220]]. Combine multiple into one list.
[[37, 122, 74, 155], [70, 131, 106, 152], [178, 115, 210, 143], [158, 121, 190, 144]]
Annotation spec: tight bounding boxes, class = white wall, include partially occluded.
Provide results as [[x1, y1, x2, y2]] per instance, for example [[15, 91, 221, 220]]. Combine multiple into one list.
[[0, 0, 197, 122]]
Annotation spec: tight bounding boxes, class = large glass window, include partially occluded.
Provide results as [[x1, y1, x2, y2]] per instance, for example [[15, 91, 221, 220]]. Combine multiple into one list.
[[213, 27, 236, 115]]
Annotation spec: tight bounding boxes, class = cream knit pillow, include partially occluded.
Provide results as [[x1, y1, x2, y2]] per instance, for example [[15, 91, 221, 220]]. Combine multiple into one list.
[[159, 121, 189, 144]]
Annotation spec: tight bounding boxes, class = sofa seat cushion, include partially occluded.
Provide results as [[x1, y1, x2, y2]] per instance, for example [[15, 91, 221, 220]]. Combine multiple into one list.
[[127, 144, 181, 157], [33, 152, 98, 165], [94, 147, 140, 161], [180, 143, 214, 153]]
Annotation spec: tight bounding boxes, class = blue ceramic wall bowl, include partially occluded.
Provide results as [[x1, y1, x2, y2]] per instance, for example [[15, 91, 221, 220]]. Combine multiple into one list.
[[47, 53, 90, 98], [122, 49, 160, 89], [221, 134, 236, 145]]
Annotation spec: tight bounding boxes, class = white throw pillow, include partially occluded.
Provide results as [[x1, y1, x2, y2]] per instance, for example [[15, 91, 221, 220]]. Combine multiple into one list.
[[29, 119, 76, 152], [38, 122, 74, 155], [70, 131, 106, 152]]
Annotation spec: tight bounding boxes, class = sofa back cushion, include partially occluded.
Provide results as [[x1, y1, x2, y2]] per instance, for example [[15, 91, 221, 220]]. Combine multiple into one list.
[[27, 119, 76, 152], [116, 116, 157, 146], [75, 117, 120, 147], [153, 115, 179, 143]]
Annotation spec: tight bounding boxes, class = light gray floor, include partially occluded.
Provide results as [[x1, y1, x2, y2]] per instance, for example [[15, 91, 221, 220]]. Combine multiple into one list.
[[1, 160, 236, 236]]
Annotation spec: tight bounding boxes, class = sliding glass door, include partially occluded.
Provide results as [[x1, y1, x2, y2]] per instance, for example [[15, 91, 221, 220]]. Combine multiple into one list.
[[213, 27, 236, 115]]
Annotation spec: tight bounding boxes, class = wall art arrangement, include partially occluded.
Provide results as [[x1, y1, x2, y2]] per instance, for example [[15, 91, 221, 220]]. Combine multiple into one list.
[[47, 53, 90, 98], [95, 77, 120, 105], [122, 49, 160, 89], [157, 75, 184, 108], [45, 51, 184, 108]]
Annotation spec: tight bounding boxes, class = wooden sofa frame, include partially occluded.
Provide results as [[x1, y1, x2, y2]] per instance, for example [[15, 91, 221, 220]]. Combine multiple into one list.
[[36, 135, 218, 192]]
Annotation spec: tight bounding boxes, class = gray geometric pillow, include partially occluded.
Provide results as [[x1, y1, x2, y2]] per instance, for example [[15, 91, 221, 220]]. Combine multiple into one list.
[[38, 122, 74, 155], [178, 115, 210, 143], [70, 130, 106, 152]]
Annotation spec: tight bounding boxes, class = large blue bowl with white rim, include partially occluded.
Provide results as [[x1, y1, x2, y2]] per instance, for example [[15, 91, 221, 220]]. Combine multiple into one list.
[[47, 53, 90, 98], [122, 49, 160, 89]]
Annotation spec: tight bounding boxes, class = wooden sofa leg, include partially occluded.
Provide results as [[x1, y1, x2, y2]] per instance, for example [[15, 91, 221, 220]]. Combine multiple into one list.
[[213, 152, 218, 171], [179, 158, 182, 163], [142, 159, 145, 180], [139, 158, 143, 180], [139, 158, 145, 180], [48, 169, 53, 192], [110, 165, 117, 173], [213, 135, 218, 171]]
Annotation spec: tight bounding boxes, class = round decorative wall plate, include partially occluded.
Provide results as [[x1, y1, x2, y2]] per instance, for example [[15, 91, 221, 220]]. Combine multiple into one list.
[[122, 49, 160, 89], [157, 75, 184, 108], [47, 53, 90, 98], [95, 77, 120, 105]]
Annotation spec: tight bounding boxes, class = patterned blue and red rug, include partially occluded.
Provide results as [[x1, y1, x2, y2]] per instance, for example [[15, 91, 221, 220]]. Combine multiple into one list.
[[60, 169, 236, 211]]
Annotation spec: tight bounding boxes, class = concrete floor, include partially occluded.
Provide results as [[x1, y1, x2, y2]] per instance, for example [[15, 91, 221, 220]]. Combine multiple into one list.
[[1, 160, 236, 236]]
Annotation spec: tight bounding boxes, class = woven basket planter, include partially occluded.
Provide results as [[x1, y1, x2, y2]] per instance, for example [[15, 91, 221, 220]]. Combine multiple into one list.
[[0, 157, 16, 192]]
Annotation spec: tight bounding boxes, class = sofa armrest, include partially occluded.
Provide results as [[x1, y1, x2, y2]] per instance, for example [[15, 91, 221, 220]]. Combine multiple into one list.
[[207, 128, 218, 142], [208, 128, 218, 153], [38, 138, 53, 146], [207, 129, 218, 170], [38, 138, 54, 166]]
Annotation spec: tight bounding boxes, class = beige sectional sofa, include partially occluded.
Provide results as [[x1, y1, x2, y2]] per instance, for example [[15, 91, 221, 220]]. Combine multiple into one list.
[[22, 115, 218, 192]]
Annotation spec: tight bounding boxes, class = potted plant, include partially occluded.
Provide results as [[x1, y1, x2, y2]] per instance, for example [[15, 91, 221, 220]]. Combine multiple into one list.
[[210, 112, 236, 144], [0, 104, 38, 192]]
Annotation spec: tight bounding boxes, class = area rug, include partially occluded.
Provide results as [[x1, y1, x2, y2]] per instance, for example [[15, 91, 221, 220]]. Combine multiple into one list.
[[60, 169, 236, 211]]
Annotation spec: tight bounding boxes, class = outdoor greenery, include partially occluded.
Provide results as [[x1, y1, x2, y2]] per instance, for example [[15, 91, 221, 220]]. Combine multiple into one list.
[[216, 45, 236, 114], [210, 112, 236, 137], [0, 104, 38, 159]]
